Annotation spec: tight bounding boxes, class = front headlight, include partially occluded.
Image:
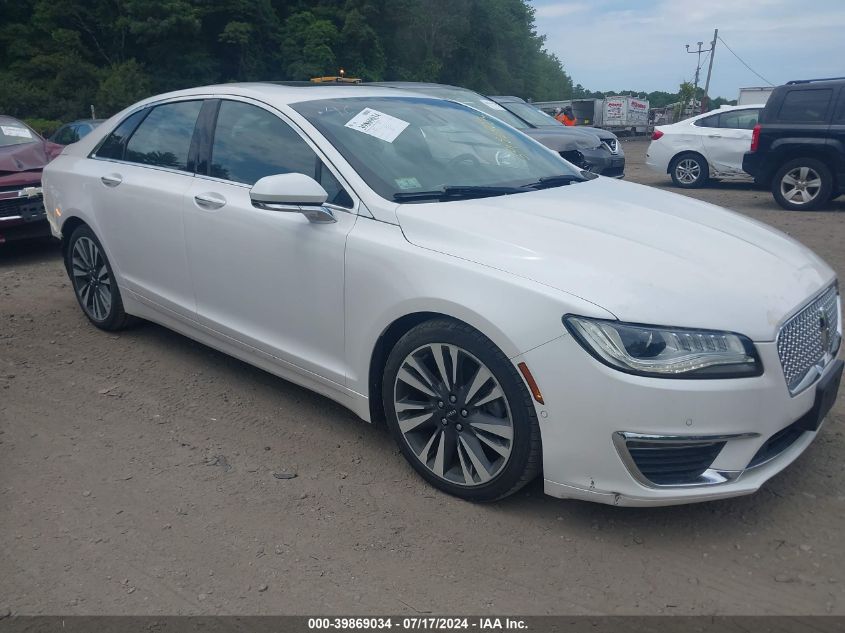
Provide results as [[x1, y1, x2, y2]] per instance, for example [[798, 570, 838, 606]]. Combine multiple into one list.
[[563, 316, 762, 378]]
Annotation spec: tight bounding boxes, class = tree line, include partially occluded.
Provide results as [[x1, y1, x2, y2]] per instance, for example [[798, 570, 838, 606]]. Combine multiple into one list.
[[0, 0, 734, 132], [0, 0, 574, 127]]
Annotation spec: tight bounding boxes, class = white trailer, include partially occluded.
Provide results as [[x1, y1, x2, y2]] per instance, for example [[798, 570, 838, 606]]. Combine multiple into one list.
[[737, 86, 774, 105], [602, 96, 649, 134], [533, 96, 650, 134]]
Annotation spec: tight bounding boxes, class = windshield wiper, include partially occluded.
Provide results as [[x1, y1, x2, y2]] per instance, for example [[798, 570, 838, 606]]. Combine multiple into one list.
[[524, 173, 592, 190], [393, 185, 529, 202]]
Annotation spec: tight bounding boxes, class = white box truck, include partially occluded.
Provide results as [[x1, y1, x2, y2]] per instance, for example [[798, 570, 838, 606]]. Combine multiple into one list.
[[737, 86, 774, 105], [602, 96, 649, 134]]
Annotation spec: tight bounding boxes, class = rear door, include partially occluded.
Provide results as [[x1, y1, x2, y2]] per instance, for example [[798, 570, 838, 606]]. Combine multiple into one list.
[[700, 108, 761, 174], [90, 99, 203, 319]]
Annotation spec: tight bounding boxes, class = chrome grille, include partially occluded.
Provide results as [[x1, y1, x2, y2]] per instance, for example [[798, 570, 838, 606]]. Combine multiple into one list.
[[602, 138, 619, 154], [777, 286, 841, 393]]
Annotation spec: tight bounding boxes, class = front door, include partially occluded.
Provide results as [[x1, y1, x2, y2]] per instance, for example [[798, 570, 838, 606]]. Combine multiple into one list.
[[183, 99, 357, 385]]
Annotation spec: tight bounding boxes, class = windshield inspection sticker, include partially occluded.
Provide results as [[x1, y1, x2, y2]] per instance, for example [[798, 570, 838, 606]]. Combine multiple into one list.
[[394, 177, 421, 190], [1, 126, 32, 138], [345, 108, 409, 143], [480, 99, 506, 111]]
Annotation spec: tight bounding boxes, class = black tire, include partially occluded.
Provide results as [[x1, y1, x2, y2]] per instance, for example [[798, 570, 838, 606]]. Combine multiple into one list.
[[65, 224, 136, 331], [382, 318, 541, 502], [669, 153, 709, 188], [771, 157, 833, 211]]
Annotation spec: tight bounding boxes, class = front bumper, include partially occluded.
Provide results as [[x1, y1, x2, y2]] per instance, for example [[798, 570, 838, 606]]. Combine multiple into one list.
[[516, 333, 842, 506], [561, 147, 625, 179], [0, 185, 49, 243]]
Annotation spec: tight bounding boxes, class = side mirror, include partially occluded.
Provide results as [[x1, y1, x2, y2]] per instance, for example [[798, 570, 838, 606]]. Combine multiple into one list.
[[249, 173, 336, 223]]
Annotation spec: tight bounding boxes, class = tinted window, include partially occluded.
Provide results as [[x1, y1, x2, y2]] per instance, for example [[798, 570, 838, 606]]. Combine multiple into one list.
[[777, 89, 832, 123], [317, 163, 354, 208], [210, 101, 353, 207], [53, 125, 77, 144], [96, 110, 148, 160], [210, 101, 316, 184], [125, 101, 202, 170], [77, 123, 93, 138], [836, 93, 845, 123], [718, 109, 760, 130], [693, 114, 719, 128]]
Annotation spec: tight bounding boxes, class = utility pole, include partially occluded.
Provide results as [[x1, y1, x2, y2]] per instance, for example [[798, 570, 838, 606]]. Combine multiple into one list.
[[701, 29, 718, 113], [686, 35, 714, 114]]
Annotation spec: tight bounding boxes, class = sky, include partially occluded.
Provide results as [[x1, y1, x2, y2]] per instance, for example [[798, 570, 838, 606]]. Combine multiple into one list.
[[531, 0, 845, 99]]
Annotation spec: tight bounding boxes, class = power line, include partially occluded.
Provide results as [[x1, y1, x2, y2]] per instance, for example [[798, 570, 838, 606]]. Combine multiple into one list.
[[717, 35, 774, 86]]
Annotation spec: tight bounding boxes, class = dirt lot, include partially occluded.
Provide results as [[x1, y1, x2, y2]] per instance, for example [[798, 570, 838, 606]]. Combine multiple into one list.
[[1, 138, 844, 616]]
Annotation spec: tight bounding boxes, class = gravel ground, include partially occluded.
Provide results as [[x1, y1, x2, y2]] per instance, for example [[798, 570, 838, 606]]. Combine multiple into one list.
[[1, 138, 843, 616]]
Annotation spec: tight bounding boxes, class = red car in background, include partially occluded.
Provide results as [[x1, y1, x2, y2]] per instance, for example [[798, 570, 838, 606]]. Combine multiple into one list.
[[0, 116, 62, 243]]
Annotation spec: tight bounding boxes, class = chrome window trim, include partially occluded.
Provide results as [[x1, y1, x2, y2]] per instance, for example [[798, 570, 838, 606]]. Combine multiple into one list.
[[90, 94, 363, 217]]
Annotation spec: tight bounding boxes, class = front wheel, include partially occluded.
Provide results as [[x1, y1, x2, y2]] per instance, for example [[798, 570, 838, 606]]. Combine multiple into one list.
[[771, 158, 833, 211], [65, 225, 135, 330], [382, 319, 541, 502]]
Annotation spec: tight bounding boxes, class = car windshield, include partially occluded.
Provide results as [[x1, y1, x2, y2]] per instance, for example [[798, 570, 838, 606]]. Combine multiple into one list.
[[292, 96, 583, 202], [379, 85, 531, 130], [500, 101, 561, 128], [0, 119, 38, 147]]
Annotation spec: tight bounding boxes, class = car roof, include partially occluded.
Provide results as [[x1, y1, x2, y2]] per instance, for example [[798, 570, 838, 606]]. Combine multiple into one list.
[[126, 82, 432, 110], [489, 96, 526, 103], [697, 104, 762, 116]]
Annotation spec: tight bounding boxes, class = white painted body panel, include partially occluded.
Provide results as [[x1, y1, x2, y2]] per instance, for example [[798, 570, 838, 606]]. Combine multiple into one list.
[[646, 105, 761, 179], [42, 83, 840, 506]]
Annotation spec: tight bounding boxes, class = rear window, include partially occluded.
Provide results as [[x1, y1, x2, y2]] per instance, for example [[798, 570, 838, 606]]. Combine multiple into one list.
[[717, 109, 760, 130], [693, 114, 719, 128], [96, 110, 149, 160], [776, 89, 832, 123], [124, 101, 203, 171]]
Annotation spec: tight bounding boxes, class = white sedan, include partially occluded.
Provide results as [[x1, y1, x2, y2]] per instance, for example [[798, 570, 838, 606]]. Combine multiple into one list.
[[42, 84, 842, 506], [646, 104, 763, 188]]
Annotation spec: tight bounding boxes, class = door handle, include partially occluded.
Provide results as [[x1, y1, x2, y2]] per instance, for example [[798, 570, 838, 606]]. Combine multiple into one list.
[[707, 134, 722, 138], [194, 192, 226, 210], [100, 173, 122, 187]]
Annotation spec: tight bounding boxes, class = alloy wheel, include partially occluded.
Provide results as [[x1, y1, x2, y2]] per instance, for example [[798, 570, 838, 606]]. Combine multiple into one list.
[[392, 343, 514, 487], [780, 166, 822, 206], [675, 158, 701, 184], [70, 236, 112, 321]]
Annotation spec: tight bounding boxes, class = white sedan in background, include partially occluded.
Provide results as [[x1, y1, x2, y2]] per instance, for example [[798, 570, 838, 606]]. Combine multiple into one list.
[[42, 84, 841, 506], [647, 104, 763, 188]]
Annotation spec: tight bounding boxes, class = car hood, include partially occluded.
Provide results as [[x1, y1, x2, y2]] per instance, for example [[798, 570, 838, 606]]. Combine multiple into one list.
[[521, 127, 602, 152], [577, 126, 617, 142], [0, 140, 61, 187], [396, 177, 834, 341]]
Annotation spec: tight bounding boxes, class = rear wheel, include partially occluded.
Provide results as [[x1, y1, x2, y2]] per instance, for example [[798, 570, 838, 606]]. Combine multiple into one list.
[[382, 319, 541, 502], [670, 153, 709, 188], [771, 158, 833, 211], [65, 225, 135, 330]]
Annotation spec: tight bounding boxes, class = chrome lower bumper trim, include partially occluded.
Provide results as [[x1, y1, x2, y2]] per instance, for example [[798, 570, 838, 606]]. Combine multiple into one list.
[[613, 431, 759, 489]]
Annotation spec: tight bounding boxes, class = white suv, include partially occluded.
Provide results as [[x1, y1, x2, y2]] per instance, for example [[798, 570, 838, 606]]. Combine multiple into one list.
[[647, 105, 763, 188]]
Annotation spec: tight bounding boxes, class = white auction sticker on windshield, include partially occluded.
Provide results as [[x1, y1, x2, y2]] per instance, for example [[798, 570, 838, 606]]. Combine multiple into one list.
[[1, 126, 33, 138], [345, 108, 409, 143], [480, 99, 506, 111]]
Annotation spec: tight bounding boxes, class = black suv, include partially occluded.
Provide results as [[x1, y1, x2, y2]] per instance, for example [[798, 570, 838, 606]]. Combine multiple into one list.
[[743, 77, 845, 210]]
